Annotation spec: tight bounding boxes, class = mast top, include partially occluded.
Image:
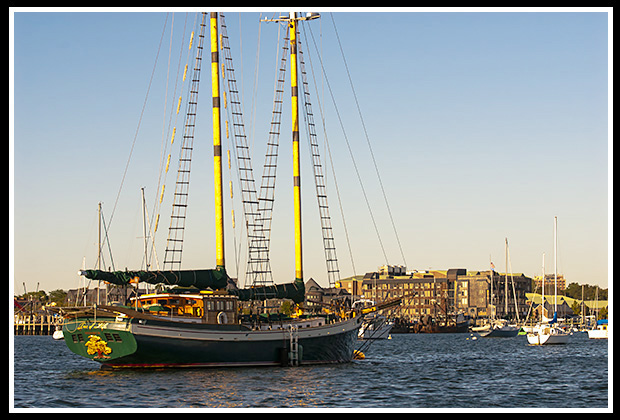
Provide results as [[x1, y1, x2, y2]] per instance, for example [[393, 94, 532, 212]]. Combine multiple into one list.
[[261, 12, 320, 23]]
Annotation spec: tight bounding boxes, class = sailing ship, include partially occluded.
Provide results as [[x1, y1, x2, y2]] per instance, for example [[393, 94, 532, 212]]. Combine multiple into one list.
[[58, 12, 372, 368], [527, 217, 569, 345]]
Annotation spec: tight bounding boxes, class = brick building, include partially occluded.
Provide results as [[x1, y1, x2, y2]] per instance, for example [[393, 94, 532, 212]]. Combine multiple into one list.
[[532, 274, 566, 293], [336, 267, 532, 322]]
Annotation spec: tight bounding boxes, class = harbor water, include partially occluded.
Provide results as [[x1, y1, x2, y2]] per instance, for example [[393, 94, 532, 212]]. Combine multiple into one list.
[[12, 333, 608, 409]]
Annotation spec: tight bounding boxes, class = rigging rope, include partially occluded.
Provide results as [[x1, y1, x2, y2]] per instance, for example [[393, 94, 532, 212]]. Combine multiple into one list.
[[253, 27, 289, 284], [220, 13, 272, 286], [296, 27, 341, 286], [107, 13, 170, 232], [299, 24, 357, 278], [162, 12, 207, 270], [303, 21, 390, 267], [329, 13, 408, 268], [150, 13, 199, 270], [100, 206, 115, 271]]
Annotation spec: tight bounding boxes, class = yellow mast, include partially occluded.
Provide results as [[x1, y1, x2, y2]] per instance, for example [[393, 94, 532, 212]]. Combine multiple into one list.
[[210, 12, 225, 270], [259, 12, 319, 283], [289, 12, 303, 282]]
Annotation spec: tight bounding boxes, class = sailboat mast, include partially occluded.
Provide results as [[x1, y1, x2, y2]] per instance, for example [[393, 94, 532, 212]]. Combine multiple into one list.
[[505, 238, 508, 317], [211, 12, 225, 270], [290, 12, 303, 282], [97, 202, 102, 270], [489, 255, 494, 320], [97, 202, 102, 305], [554, 216, 557, 316], [141, 187, 150, 271], [541, 252, 545, 322]]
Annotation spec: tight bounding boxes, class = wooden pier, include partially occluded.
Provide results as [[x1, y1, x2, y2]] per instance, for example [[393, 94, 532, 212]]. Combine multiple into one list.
[[14, 314, 60, 336]]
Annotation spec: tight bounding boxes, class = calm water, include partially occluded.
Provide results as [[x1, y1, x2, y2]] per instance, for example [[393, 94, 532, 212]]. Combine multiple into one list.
[[12, 332, 608, 409]]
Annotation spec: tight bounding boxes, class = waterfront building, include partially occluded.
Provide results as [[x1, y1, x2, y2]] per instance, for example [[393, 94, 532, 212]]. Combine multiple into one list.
[[337, 269, 454, 321], [337, 267, 532, 323], [304, 278, 352, 313], [533, 274, 567, 293], [456, 270, 532, 320]]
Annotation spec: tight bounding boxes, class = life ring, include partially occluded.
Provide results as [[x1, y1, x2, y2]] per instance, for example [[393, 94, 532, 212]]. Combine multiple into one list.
[[217, 311, 228, 324]]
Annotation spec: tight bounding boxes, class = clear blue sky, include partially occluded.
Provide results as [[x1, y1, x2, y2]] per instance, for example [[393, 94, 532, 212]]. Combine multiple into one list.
[[11, 8, 610, 295]]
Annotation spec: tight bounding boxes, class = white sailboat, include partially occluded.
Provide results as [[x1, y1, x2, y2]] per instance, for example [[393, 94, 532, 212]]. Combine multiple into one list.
[[527, 216, 569, 345], [528, 323, 570, 345], [358, 313, 394, 340], [353, 300, 394, 340]]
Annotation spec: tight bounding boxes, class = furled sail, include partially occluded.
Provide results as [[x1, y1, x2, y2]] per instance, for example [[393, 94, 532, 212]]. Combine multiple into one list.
[[79, 269, 305, 303], [227, 279, 305, 304], [79, 268, 228, 290]]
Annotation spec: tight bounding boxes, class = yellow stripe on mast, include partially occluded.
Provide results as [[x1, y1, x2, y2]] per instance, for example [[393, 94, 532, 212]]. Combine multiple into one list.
[[290, 13, 303, 282], [211, 12, 225, 270]]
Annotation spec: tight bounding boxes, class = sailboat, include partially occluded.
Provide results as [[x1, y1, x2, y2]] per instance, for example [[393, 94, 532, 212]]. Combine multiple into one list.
[[587, 288, 608, 339], [57, 12, 370, 368], [527, 216, 569, 345], [353, 300, 394, 340], [477, 240, 519, 338]]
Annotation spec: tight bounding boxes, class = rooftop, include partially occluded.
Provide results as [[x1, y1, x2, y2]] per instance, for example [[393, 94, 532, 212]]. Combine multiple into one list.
[[525, 293, 608, 309]]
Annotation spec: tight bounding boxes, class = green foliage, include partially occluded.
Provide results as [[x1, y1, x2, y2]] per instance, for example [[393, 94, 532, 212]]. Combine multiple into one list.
[[49, 289, 67, 306], [18, 290, 48, 302], [570, 300, 582, 316], [564, 282, 607, 300]]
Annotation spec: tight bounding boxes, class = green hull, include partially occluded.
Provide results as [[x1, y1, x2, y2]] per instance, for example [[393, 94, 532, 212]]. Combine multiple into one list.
[[63, 318, 137, 362]]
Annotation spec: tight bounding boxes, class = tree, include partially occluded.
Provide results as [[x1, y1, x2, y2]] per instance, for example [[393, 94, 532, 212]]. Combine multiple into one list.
[[49, 289, 67, 306], [564, 282, 607, 301], [565, 282, 582, 299], [19, 290, 48, 303]]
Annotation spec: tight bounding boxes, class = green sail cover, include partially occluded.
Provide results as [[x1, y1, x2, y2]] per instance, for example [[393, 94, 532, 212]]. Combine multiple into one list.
[[79, 269, 229, 290], [80, 269, 305, 303], [227, 279, 305, 304]]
